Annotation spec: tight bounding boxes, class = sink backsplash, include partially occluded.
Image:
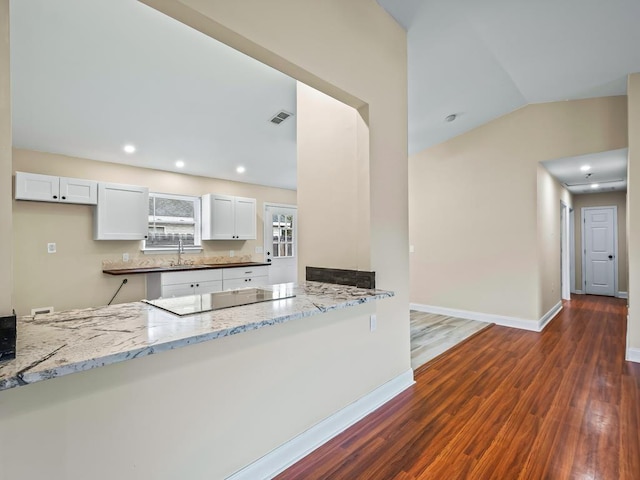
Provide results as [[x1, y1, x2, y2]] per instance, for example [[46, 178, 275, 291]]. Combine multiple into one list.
[[103, 254, 254, 271]]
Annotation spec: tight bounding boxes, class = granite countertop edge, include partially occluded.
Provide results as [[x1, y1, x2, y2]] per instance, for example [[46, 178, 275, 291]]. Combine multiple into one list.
[[0, 282, 394, 392]]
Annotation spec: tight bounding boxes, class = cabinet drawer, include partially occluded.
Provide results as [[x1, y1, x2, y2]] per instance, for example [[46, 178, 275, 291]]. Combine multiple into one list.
[[222, 266, 268, 281], [162, 269, 223, 286], [223, 277, 261, 290]]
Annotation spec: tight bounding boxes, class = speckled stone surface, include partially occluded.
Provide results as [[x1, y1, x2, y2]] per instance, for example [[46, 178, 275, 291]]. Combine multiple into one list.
[[0, 282, 393, 392]]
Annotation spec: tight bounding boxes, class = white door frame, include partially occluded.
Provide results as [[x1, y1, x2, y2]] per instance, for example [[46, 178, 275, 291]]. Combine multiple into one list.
[[560, 201, 571, 300], [263, 202, 298, 283], [581, 206, 618, 296], [570, 207, 576, 293]]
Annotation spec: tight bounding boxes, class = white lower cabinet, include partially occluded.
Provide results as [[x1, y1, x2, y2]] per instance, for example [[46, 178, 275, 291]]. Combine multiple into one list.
[[146, 266, 269, 300], [147, 269, 224, 299], [222, 266, 268, 290]]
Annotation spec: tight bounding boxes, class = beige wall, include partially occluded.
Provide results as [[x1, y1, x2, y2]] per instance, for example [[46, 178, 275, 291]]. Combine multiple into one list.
[[409, 97, 627, 322], [1, 1, 410, 477], [13, 149, 296, 316], [537, 165, 572, 316], [0, 0, 12, 316], [628, 74, 640, 351], [572, 191, 628, 293], [0, 302, 400, 479], [296, 82, 370, 279]]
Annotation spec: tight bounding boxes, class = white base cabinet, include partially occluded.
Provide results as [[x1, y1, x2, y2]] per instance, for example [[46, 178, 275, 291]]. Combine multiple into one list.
[[146, 266, 268, 299], [94, 182, 149, 240], [222, 266, 268, 290], [15, 172, 98, 205], [147, 269, 224, 299]]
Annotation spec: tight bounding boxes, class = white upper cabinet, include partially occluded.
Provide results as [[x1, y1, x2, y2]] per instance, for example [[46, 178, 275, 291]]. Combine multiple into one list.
[[94, 182, 149, 240], [15, 172, 97, 205], [201, 194, 256, 240]]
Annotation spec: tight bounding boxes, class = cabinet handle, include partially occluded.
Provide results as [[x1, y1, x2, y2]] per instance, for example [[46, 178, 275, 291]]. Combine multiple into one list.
[[248, 278, 252, 282], [53, 195, 58, 199], [190, 284, 194, 288], [61, 196, 66, 200], [144, 235, 148, 239], [245, 271, 252, 274], [196, 283, 200, 287]]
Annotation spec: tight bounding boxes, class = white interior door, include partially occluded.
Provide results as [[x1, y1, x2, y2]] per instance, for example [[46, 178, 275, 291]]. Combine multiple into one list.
[[583, 207, 617, 296], [264, 204, 297, 285]]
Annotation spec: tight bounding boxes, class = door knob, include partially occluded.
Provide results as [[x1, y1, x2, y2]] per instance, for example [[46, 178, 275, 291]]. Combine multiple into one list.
[[608, 255, 614, 259]]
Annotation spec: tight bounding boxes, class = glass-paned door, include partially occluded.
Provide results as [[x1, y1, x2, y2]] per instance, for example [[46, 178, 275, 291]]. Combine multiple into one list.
[[264, 204, 297, 284]]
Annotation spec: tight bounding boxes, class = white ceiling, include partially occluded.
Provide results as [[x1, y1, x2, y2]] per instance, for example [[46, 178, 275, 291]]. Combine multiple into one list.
[[12, 1, 640, 193], [542, 149, 628, 195], [10, 0, 298, 190], [377, 0, 640, 155]]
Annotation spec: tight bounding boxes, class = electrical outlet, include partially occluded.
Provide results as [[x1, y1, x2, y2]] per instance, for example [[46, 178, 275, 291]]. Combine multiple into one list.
[[409, 245, 415, 253], [47, 243, 56, 254], [370, 314, 377, 332], [255, 246, 264, 254], [122, 253, 130, 262], [230, 250, 235, 257]]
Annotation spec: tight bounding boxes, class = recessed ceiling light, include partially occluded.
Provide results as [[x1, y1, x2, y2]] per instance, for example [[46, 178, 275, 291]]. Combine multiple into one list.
[[175, 160, 185, 168], [236, 166, 246, 174], [445, 114, 457, 123], [580, 165, 591, 172], [591, 183, 600, 189], [123, 144, 136, 154]]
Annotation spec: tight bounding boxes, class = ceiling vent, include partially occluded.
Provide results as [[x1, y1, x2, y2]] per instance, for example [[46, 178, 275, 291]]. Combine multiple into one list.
[[269, 110, 294, 125]]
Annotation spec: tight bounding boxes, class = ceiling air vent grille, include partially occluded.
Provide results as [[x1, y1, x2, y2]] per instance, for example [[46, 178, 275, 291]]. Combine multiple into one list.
[[269, 110, 293, 125]]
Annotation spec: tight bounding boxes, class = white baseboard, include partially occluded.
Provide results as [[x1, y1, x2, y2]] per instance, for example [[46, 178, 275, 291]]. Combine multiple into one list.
[[617, 291, 628, 299], [626, 348, 640, 363], [410, 302, 562, 333], [227, 369, 415, 480], [572, 289, 584, 295], [538, 301, 562, 331]]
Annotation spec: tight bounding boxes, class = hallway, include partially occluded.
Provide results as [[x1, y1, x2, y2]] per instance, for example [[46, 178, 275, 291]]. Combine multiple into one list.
[[278, 295, 640, 479]]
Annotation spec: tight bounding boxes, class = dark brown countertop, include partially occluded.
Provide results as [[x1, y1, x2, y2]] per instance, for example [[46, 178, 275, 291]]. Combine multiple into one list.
[[103, 262, 270, 275]]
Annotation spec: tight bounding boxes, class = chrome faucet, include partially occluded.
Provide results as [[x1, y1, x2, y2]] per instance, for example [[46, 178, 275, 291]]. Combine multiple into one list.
[[177, 237, 184, 265]]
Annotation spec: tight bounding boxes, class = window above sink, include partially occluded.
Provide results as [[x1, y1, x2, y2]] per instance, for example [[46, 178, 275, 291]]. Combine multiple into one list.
[[144, 192, 202, 252]]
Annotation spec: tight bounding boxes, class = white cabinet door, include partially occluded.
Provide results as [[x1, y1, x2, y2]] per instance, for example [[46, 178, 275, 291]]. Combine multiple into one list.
[[162, 283, 195, 298], [60, 177, 97, 205], [223, 277, 254, 290], [202, 194, 256, 240], [15, 172, 98, 205], [15, 172, 60, 202], [194, 280, 223, 294], [202, 194, 235, 240], [94, 182, 149, 240], [235, 197, 257, 240]]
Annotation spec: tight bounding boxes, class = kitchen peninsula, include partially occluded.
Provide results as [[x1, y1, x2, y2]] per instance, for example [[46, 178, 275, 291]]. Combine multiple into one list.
[[0, 282, 393, 391]]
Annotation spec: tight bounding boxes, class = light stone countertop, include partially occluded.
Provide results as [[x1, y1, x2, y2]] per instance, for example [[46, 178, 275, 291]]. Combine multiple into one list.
[[0, 282, 393, 392]]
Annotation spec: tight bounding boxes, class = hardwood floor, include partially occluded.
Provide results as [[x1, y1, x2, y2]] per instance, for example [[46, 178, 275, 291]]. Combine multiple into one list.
[[277, 295, 640, 479], [410, 311, 489, 369]]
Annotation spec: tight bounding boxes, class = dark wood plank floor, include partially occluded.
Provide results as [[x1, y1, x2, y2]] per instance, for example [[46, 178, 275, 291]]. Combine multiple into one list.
[[277, 295, 640, 480]]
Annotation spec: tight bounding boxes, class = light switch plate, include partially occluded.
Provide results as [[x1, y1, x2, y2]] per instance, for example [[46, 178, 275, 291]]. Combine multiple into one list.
[[255, 246, 264, 254], [47, 243, 56, 254], [229, 250, 235, 257]]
